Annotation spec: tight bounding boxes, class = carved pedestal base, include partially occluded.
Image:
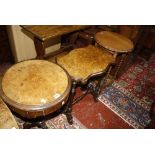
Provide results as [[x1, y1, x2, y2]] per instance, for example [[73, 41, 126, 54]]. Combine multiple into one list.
[[23, 120, 48, 129]]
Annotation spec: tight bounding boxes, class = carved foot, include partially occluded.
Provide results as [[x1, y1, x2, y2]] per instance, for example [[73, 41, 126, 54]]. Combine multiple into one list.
[[23, 121, 48, 129]]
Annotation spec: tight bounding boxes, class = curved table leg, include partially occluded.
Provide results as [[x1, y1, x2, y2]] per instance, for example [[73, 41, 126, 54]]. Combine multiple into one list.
[[23, 121, 48, 129], [87, 81, 99, 102], [72, 90, 88, 105], [63, 81, 77, 124], [22, 116, 48, 129], [113, 53, 127, 79]]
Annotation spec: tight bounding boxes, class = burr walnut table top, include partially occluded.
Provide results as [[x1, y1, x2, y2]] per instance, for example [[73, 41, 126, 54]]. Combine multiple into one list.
[[95, 31, 134, 53], [21, 25, 89, 41], [0, 60, 71, 118], [0, 98, 19, 129], [57, 45, 115, 83]]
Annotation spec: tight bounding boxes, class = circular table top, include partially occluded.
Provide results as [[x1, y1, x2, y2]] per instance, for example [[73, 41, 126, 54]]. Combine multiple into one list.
[[95, 31, 134, 53], [0, 60, 71, 117], [57, 45, 115, 83]]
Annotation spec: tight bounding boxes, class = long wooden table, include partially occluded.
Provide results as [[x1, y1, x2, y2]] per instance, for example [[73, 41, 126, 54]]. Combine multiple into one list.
[[21, 25, 89, 59]]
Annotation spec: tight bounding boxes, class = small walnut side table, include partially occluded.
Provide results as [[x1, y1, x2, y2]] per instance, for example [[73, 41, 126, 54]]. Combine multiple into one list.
[[95, 31, 134, 80], [57, 45, 115, 104]]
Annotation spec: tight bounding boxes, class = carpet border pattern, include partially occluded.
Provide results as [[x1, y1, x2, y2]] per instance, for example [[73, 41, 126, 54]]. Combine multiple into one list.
[[98, 95, 144, 129]]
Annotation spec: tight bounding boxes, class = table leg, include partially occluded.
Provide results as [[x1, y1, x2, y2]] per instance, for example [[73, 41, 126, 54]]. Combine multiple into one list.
[[87, 81, 99, 102], [69, 32, 79, 47], [34, 37, 45, 59], [23, 121, 48, 129], [72, 80, 100, 104], [72, 90, 88, 105], [113, 53, 127, 80], [64, 81, 77, 124]]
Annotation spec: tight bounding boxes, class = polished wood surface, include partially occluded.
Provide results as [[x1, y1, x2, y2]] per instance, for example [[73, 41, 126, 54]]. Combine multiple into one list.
[[57, 45, 115, 83], [0, 98, 19, 129], [95, 31, 134, 53], [21, 25, 89, 41], [0, 60, 71, 118]]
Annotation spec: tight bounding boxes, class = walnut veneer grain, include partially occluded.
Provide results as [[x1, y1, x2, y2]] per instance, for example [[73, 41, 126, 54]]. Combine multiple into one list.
[[57, 45, 115, 81], [2, 60, 68, 105], [21, 25, 89, 41], [95, 31, 134, 53], [0, 98, 19, 129], [0, 60, 71, 118]]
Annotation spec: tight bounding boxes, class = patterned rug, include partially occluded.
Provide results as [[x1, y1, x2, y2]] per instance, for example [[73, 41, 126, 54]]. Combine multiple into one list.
[[98, 55, 155, 129], [14, 113, 86, 129], [45, 114, 86, 129]]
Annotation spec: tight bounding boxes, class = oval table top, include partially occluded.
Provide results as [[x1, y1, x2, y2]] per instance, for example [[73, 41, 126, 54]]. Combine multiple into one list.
[[95, 31, 134, 53], [57, 45, 115, 84], [0, 60, 71, 118]]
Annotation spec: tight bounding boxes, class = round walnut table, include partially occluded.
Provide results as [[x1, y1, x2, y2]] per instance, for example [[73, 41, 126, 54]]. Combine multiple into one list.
[[95, 31, 134, 79], [0, 60, 71, 128]]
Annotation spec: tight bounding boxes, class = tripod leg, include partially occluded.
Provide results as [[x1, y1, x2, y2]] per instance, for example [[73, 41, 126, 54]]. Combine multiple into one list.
[[64, 81, 77, 124]]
